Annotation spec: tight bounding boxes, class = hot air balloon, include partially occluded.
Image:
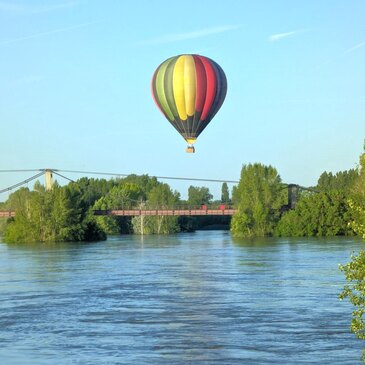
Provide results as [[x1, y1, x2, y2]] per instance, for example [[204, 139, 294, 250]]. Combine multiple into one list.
[[151, 54, 227, 153]]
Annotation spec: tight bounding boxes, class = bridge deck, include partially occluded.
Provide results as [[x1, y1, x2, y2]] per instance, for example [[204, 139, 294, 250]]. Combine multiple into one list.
[[0, 209, 237, 217], [0, 211, 15, 218], [94, 209, 237, 216]]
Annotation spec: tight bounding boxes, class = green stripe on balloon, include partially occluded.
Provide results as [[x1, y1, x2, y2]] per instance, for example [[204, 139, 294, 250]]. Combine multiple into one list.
[[155, 58, 175, 122], [163, 57, 179, 122]]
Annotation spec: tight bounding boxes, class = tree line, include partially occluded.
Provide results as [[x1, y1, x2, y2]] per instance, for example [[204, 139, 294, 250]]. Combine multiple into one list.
[[0, 174, 232, 243], [2, 141, 365, 243], [230, 163, 359, 238]]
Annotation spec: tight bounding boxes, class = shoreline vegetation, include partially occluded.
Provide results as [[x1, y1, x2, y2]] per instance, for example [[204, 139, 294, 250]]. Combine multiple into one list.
[[1, 143, 365, 244]]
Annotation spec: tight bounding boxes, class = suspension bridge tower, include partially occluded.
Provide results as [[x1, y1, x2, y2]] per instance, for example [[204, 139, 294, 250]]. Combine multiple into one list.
[[287, 184, 299, 209], [45, 169, 54, 191]]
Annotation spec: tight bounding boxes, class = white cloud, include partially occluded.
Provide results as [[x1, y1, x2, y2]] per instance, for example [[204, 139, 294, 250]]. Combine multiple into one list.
[[0, 20, 102, 46], [140, 24, 242, 45], [343, 40, 365, 55], [0, 1, 76, 14], [269, 31, 299, 42]]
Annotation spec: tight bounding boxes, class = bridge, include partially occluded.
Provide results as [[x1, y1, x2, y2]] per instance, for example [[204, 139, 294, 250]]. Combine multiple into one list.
[[0, 211, 15, 218], [0, 168, 315, 217], [0, 208, 235, 217], [93, 207, 236, 216]]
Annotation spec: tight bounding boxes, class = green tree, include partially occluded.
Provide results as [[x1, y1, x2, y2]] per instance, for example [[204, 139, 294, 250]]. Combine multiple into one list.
[[231, 163, 284, 237], [188, 186, 213, 207], [339, 143, 365, 362], [3, 182, 105, 243], [340, 251, 365, 363], [122, 174, 159, 197], [221, 182, 230, 204], [340, 251, 365, 333], [132, 183, 180, 234], [275, 191, 354, 237], [4, 187, 31, 211], [93, 182, 144, 234], [74, 177, 117, 209], [317, 169, 358, 193], [184, 185, 214, 231]]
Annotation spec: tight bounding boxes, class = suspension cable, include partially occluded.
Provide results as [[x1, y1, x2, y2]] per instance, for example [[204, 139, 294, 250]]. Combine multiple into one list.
[[0, 171, 45, 194], [0, 169, 45, 173], [58, 169, 239, 184], [52, 171, 75, 183]]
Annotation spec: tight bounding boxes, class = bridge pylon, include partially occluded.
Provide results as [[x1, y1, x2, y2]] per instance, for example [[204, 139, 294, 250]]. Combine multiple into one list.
[[45, 169, 54, 191], [287, 184, 299, 209]]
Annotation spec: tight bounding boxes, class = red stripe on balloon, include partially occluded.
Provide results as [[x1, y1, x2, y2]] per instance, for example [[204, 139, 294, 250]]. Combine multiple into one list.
[[198, 56, 217, 121], [193, 55, 207, 114]]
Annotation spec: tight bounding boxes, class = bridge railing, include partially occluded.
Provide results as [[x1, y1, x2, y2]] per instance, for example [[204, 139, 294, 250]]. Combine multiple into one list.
[[0, 210, 15, 218], [0, 204, 236, 218], [93, 204, 236, 216]]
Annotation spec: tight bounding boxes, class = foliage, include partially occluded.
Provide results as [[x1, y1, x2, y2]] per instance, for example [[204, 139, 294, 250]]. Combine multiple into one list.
[[0, 218, 6, 235], [73, 177, 117, 209], [348, 200, 365, 239], [221, 182, 230, 203], [275, 191, 354, 237], [339, 249, 365, 362], [93, 182, 144, 234], [132, 183, 180, 234], [188, 186, 213, 207], [122, 174, 160, 198], [231, 163, 285, 238], [317, 169, 358, 193], [340, 251, 365, 341], [3, 182, 105, 243], [184, 185, 228, 231], [3, 151, 364, 242], [5, 187, 31, 210], [348, 150, 365, 238], [339, 144, 365, 362]]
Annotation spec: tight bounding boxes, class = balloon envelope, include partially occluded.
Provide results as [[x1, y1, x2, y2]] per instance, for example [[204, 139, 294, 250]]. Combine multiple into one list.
[[151, 54, 227, 151]]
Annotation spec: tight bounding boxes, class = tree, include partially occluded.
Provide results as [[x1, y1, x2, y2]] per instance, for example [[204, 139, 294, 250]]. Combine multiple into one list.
[[221, 182, 230, 203], [340, 250, 365, 363], [132, 183, 180, 234], [3, 182, 105, 243], [275, 191, 354, 237], [339, 143, 365, 362], [122, 174, 159, 198], [188, 186, 213, 207], [93, 182, 144, 234], [340, 251, 365, 332], [231, 163, 285, 237], [317, 169, 358, 193]]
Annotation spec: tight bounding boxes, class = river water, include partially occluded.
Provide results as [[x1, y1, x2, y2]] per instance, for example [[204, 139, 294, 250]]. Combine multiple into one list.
[[0, 231, 364, 364]]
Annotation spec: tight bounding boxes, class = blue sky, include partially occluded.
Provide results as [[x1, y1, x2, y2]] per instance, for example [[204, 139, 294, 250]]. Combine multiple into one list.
[[1, 0, 365, 200]]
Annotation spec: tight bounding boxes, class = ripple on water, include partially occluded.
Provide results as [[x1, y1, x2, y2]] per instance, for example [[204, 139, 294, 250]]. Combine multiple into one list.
[[0, 232, 363, 364]]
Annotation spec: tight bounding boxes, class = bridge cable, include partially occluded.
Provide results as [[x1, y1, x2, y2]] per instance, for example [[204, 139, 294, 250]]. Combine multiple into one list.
[[0, 171, 46, 194], [0, 169, 45, 173], [52, 171, 75, 183], [57, 169, 239, 184]]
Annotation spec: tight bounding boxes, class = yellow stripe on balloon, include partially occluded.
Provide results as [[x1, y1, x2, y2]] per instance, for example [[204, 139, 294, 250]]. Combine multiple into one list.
[[173, 56, 187, 120], [183, 55, 196, 117], [185, 138, 196, 145]]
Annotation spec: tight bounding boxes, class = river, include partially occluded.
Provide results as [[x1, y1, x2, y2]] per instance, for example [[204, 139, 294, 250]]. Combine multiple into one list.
[[0, 231, 364, 364]]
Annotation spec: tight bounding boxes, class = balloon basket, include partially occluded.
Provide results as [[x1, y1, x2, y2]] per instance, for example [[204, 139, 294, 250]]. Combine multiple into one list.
[[186, 146, 195, 153]]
